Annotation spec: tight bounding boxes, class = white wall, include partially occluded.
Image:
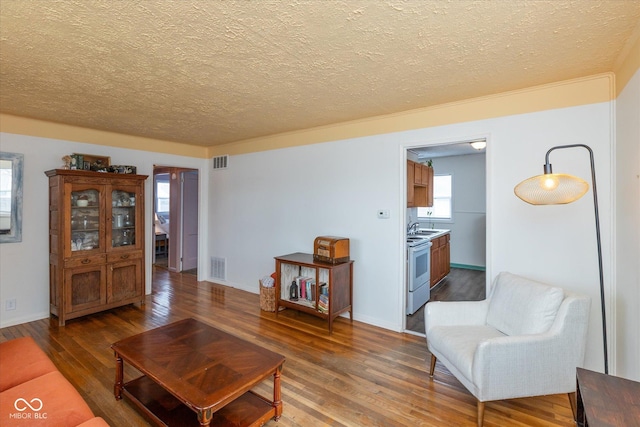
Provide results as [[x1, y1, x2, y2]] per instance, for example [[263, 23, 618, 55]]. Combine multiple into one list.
[[208, 137, 403, 330], [208, 101, 614, 372], [0, 133, 209, 328], [427, 153, 486, 268], [615, 68, 640, 381], [488, 104, 613, 373], [0, 99, 619, 374]]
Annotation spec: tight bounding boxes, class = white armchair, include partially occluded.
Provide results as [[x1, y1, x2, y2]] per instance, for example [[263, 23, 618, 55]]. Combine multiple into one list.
[[425, 272, 591, 427]]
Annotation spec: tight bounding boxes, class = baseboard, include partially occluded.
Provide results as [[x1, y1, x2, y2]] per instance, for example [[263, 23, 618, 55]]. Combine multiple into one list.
[[450, 263, 486, 271], [0, 311, 50, 328]]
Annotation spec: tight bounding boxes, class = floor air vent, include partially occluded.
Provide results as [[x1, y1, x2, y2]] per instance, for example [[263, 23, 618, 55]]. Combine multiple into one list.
[[210, 256, 226, 281], [212, 155, 229, 170]]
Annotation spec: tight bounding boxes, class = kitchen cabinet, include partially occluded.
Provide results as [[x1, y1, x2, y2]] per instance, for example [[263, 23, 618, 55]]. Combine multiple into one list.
[[407, 160, 415, 206], [413, 161, 423, 185], [418, 163, 429, 185], [424, 164, 434, 206], [45, 169, 148, 326], [275, 252, 353, 333], [407, 160, 434, 207], [430, 232, 450, 287]]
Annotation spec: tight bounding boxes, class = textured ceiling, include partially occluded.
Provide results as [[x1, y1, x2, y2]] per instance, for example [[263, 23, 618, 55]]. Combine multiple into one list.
[[1, 1, 639, 148]]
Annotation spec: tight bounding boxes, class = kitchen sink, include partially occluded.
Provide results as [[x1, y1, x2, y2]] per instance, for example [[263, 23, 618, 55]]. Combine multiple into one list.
[[416, 230, 439, 235]]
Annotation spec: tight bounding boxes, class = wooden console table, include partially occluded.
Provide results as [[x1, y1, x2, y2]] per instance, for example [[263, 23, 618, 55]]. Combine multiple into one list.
[[576, 367, 640, 426], [275, 252, 353, 333]]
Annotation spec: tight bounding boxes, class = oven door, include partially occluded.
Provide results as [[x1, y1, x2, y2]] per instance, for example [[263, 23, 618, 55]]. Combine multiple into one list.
[[408, 242, 431, 291]]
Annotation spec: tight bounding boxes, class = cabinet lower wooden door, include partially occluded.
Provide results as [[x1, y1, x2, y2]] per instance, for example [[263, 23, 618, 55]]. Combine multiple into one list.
[[108, 258, 143, 303], [430, 233, 451, 287], [430, 243, 441, 287], [64, 265, 107, 314], [443, 236, 451, 277]]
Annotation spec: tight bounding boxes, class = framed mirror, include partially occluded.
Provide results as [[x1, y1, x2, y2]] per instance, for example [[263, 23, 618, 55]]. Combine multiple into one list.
[[0, 152, 24, 243]]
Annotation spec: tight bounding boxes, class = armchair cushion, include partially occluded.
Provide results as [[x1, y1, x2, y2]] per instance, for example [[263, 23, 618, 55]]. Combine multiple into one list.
[[428, 325, 505, 382], [486, 272, 564, 336]]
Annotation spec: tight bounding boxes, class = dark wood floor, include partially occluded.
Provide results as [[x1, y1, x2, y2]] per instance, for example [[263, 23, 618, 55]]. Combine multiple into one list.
[[406, 268, 486, 334], [0, 266, 574, 426]]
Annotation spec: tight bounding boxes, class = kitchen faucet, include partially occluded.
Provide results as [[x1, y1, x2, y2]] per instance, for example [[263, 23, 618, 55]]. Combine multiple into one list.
[[407, 221, 419, 234]]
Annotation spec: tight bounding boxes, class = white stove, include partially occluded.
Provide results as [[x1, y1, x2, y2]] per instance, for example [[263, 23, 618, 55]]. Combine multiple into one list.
[[406, 234, 432, 314], [406, 234, 431, 247]]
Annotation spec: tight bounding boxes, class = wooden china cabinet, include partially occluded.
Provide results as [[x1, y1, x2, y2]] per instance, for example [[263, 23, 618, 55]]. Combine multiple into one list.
[[45, 169, 148, 326]]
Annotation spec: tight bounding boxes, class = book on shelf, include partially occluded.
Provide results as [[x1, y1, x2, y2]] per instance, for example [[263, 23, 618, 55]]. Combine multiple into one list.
[[298, 276, 306, 300], [293, 276, 316, 303], [318, 294, 329, 313], [319, 282, 328, 296], [306, 279, 316, 302]]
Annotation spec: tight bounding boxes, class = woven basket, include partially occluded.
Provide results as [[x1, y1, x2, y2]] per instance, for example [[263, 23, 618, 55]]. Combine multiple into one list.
[[259, 281, 276, 312]]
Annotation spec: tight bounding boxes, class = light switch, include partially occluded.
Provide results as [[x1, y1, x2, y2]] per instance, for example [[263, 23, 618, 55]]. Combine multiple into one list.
[[377, 209, 390, 219]]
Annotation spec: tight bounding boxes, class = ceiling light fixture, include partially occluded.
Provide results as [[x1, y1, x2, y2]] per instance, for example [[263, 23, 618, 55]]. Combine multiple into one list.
[[470, 141, 486, 150]]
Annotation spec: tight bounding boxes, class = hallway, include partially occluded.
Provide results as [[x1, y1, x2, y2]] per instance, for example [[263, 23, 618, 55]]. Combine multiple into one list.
[[153, 254, 196, 276]]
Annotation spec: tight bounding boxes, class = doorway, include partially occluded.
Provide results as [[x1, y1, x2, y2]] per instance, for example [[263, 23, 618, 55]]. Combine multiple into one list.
[[153, 166, 199, 275], [404, 140, 487, 334]]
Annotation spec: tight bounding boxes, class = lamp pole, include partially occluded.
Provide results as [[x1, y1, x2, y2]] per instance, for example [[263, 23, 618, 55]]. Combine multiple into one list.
[[541, 144, 607, 374]]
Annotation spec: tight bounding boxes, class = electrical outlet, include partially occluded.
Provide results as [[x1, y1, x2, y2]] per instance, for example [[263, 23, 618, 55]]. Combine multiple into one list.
[[5, 298, 16, 311], [377, 209, 390, 219]]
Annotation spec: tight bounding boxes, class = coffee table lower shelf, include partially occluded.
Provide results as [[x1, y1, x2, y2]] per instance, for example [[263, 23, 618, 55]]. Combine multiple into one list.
[[122, 376, 277, 427]]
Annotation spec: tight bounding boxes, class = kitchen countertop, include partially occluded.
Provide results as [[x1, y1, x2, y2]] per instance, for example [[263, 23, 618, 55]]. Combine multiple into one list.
[[410, 228, 450, 240]]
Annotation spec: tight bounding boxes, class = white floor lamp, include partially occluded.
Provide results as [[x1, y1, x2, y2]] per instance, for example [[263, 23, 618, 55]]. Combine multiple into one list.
[[514, 144, 608, 374]]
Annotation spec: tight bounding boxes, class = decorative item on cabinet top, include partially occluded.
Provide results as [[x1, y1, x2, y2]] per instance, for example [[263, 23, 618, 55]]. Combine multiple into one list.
[[110, 165, 137, 174], [61, 153, 137, 174], [313, 236, 350, 264], [64, 153, 110, 171]]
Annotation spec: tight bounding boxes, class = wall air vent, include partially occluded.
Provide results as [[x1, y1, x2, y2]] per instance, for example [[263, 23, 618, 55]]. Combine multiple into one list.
[[210, 256, 227, 281], [212, 155, 229, 170]]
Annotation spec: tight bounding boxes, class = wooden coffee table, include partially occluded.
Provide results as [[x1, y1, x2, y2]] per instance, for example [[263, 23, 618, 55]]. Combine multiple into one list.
[[576, 367, 640, 426], [112, 318, 285, 426]]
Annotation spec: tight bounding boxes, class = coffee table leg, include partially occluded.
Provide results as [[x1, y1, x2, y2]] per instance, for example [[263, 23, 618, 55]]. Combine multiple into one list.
[[273, 366, 283, 420], [114, 352, 123, 400], [197, 408, 212, 426]]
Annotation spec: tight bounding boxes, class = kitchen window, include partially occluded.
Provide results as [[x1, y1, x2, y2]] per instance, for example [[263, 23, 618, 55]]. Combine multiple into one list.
[[418, 174, 452, 220]]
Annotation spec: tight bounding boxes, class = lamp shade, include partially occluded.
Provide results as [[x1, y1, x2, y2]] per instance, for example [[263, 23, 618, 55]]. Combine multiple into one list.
[[514, 173, 589, 205]]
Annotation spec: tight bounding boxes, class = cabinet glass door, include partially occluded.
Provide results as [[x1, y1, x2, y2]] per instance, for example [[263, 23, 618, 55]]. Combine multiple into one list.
[[111, 189, 137, 248], [71, 189, 100, 251]]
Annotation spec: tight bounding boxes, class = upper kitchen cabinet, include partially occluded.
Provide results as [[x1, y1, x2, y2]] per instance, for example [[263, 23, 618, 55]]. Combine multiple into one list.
[[423, 164, 434, 206], [407, 160, 434, 207], [407, 160, 415, 206], [45, 169, 148, 326]]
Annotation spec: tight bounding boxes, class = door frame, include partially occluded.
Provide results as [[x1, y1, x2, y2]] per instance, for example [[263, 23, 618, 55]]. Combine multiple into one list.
[[152, 166, 199, 273], [402, 135, 491, 334]]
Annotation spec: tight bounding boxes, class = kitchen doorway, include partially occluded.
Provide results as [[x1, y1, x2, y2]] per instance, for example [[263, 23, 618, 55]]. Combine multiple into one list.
[[404, 140, 487, 334], [153, 166, 199, 275]]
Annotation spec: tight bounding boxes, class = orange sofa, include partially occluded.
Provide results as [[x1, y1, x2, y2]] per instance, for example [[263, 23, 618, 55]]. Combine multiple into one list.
[[0, 336, 109, 426]]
